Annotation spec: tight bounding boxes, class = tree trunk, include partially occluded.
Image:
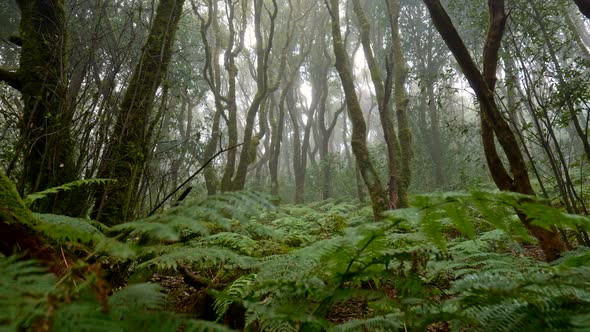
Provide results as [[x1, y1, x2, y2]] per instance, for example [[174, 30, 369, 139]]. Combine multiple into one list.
[[422, 0, 565, 261], [94, 0, 185, 225], [388, 0, 413, 207], [327, 0, 386, 219], [426, 84, 445, 187], [352, 0, 402, 208], [230, 0, 279, 191], [0, 0, 78, 215]]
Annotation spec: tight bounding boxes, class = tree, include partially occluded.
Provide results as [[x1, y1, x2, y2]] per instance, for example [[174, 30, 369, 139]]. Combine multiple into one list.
[[325, 0, 387, 219], [422, 0, 565, 261], [269, 11, 311, 197], [94, 0, 185, 225], [388, 0, 413, 207], [0, 0, 76, 214], [230, 0, 281, 191]]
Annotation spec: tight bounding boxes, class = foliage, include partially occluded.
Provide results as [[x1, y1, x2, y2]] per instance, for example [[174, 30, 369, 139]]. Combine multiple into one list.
[[4, 189, 590, 331], [0, 255, 234, 332]]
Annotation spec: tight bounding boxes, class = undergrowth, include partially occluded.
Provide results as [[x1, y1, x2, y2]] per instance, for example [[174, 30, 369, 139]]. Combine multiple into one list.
[[3, 190, 590, 331]]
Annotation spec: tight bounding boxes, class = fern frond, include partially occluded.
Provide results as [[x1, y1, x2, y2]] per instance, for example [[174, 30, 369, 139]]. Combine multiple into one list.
[[116, 191, 274, 244], [552, 247, 590, 268], [95, 237, 136, 259], [109, 283, 165, 313], [25, 178, 115, 207], [52, 303, 121, 332], [213, 274, 257, 320], [205, 232, 259, 256], [182, 320, 237, 332], [137, 245, 257, 272], [54, 283, 196, 332], [34, 213, 105, 246], [110, 220, 181, 243], [328, 314, 403, 331], [0, 256, 55, 330]]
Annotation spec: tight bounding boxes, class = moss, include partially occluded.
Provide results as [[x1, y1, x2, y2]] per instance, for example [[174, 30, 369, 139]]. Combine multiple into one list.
[[0, 171, 37, 228]]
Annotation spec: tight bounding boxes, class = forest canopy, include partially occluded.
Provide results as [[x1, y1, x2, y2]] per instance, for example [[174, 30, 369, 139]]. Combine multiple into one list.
[[1, 0, 590, 331]]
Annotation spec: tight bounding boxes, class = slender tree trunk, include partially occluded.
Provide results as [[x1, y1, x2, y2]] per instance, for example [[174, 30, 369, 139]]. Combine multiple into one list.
[[270, 85, 291, 197], [220, 0, 247, 192], [388, 0, 413, 207], [426, 84, 445, 187], [326, 0, 386, 219], [290, 88, 314, 204], [231, 0, 279, 191], [352, 0, 402, 208], [529, 0, 590, 162]]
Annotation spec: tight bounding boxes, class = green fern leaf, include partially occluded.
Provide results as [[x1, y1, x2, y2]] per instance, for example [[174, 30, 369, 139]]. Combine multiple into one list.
[[0, 256, 56, 330], [25, 178, 115, 207], [34, 213, 105, 245]]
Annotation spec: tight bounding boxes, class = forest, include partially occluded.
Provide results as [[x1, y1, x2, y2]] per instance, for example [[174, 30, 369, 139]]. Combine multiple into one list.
[[1, 0, 590, 330]]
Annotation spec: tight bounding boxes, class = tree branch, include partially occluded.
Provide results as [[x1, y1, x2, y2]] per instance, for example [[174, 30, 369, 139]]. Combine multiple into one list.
[[148, 143, 244, 216]]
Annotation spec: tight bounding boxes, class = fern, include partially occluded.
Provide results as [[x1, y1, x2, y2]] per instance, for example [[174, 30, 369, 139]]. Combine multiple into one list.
[[24, 178, 114, 207], [0, 256, 56, 330], [449, 264, 590, 331], [205, 232, 259, 256], [34, 213, 105, 246], [8, 188, 590, 332], [110, 191, 274, 244], [0, 254, 234, 332], [213, 274, 257, 320], [136, 245, 257, 272], [328, 314, 403, 331]]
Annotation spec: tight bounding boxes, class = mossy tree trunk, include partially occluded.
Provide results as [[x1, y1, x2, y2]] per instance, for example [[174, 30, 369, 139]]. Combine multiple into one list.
[[230, 0, 280, 191], [351, 0, 407, 209], [289, 84, 315, 204], [312, 42, 343, 201], [219, 0, 249, 192], [271, 57, 306, 197], [388, 0, 413, 208], [422, 0, 565, 261], [270, 84, 289, 197], [0, 171, 64, 275], [195, 0, 231, 195], [0, 0, 78, 214], [94, 0, 185, 225], [326, 0, 387, 219]]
